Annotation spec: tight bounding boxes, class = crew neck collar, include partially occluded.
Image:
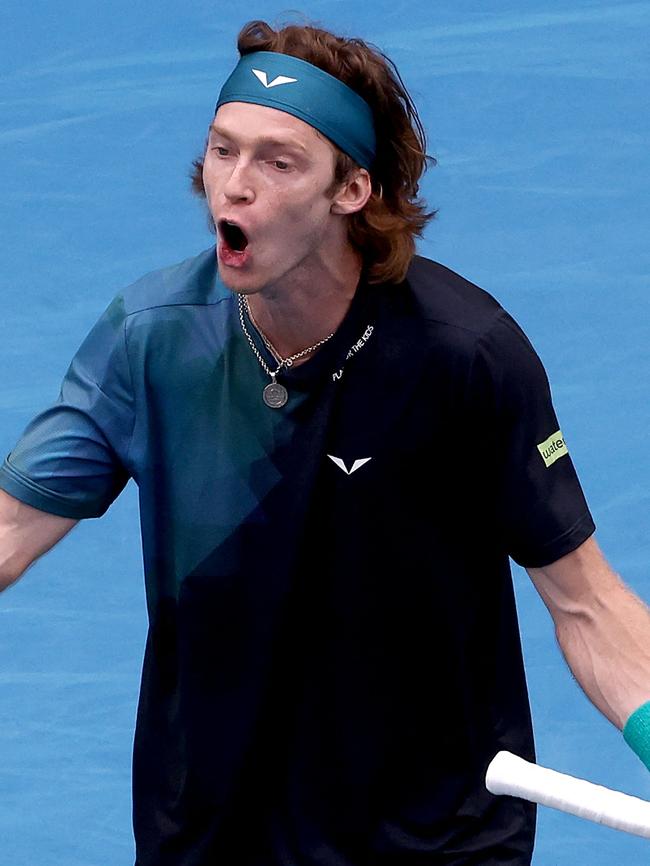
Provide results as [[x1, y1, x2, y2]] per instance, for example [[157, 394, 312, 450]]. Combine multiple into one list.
[[236, 276, 379, 391]]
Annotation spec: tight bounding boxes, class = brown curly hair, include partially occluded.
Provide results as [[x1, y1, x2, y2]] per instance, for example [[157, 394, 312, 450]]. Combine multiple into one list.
[[190, 19, 437, 285]]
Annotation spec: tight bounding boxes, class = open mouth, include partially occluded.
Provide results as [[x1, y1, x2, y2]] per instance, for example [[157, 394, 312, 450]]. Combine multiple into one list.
[[219, 220, 249, 252]]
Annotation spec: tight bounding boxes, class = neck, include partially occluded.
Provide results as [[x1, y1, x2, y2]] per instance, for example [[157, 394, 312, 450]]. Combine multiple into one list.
[[245, 243, 363, 362]]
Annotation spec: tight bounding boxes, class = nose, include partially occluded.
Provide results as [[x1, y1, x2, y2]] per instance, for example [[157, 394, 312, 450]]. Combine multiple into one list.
[[223, 158, 255, 204]]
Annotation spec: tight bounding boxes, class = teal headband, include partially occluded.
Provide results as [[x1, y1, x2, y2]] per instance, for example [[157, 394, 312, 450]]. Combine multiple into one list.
[[215, 51, 376, 170]]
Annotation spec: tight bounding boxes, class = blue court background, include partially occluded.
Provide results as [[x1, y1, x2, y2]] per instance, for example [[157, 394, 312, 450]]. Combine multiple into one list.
[[1, 1, 648, 863]]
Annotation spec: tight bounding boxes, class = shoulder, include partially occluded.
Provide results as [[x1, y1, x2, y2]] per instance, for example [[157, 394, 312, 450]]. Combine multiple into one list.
[[402, 254, 535, 363], [397, 256, 551, 402], [405, 255, 506, 337], [117, 246, 229, 318], [73, 246, 230, 361]]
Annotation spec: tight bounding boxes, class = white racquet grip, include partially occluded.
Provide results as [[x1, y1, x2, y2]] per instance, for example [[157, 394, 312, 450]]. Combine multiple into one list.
[[486, 750, 650, 839]]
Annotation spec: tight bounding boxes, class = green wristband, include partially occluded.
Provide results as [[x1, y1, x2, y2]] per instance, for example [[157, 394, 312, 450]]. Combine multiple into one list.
[[623, 701, 650, 770]]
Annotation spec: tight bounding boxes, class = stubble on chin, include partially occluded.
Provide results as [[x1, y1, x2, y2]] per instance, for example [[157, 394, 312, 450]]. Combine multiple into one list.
[[217, 263, 262, 297]]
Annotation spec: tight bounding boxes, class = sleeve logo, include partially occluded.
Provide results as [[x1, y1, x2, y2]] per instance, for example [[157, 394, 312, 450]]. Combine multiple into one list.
[[537, 430, 568, 468]]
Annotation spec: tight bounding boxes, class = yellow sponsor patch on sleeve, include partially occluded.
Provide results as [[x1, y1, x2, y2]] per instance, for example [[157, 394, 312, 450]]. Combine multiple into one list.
[[537, 430, 568, 468]]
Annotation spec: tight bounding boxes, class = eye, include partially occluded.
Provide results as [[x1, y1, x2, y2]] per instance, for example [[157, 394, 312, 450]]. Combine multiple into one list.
[[272, 160, 291, 171], [211, 146, 229, 156]]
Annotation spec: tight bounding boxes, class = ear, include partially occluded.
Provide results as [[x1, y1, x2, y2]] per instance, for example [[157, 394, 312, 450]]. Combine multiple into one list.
[[330, 168, 373, 216]]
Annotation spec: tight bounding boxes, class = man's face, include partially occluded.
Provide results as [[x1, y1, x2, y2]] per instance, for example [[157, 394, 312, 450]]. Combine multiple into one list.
[[203, 101, 342, 295]]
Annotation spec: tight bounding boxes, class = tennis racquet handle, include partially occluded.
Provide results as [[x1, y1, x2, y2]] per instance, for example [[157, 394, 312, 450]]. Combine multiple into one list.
[[486, 750, 650, 839]]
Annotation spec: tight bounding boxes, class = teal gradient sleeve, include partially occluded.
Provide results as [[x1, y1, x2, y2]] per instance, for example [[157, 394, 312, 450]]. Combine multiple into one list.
[[0, 293, 135, 519]]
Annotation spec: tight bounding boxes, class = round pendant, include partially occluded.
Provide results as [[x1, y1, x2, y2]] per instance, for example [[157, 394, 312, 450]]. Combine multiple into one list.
[[263, 381, 288, 408]]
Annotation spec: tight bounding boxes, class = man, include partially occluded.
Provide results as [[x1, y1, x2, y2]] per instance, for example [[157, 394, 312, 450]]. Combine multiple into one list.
[[0, 18, 648, 866]]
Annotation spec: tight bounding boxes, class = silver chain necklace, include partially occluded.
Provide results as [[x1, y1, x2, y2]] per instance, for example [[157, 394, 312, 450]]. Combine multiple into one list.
[[237, 293, 336, 408]]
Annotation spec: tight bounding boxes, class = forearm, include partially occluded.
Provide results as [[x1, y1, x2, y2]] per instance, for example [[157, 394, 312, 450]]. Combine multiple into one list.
[[528, 537, 650, 729], [0, 490, 79, 593], [552, 579, 650, 729], [0, 529, 23, 592]]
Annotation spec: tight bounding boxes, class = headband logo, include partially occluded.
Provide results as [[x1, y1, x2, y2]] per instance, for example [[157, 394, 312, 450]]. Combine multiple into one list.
[[252, 69, 298, 89]]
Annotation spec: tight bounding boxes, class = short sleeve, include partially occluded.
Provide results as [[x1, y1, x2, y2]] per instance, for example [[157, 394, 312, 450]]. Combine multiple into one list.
[[466, 310, 596, 567], [0, 294, 135, 520]]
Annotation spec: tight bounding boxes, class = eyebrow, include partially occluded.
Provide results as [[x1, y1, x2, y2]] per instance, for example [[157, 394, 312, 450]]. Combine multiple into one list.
[[208, 122, 308, 154]]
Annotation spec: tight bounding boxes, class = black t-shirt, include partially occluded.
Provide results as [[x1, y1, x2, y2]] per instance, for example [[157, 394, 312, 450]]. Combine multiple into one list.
[[0, 250, 595, 865], [213, 256, 594, 866]]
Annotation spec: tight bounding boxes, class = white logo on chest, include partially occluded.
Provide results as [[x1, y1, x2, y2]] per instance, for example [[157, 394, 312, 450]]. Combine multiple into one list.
[[327, 455, 372, 475]]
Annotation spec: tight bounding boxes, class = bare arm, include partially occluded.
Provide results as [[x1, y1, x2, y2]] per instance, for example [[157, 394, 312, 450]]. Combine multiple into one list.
[[527, 535, 650, 729], [0, 489, 79, 592]]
